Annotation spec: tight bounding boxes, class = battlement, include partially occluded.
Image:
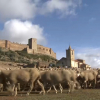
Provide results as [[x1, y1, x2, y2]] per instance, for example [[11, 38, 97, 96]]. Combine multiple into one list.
[[0, 38, 56, 58]]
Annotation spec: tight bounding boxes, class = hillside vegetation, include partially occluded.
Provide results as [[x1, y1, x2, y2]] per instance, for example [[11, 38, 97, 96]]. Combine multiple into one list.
[[0, 47, 57, 66]]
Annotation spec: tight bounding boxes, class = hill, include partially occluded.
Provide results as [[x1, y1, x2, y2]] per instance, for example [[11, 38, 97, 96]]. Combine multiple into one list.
[[0, 47, 57, 68]]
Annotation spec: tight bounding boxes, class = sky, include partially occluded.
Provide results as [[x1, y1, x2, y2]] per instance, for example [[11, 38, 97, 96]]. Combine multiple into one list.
[[0, 0, 100, 68]]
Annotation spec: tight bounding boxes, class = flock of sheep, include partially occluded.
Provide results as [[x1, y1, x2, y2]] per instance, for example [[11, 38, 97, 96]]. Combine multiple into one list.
[[0, 67, 100, 96]]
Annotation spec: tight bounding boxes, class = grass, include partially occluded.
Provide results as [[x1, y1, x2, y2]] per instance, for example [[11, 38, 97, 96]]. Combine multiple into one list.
[[0, 89, 100, 100]]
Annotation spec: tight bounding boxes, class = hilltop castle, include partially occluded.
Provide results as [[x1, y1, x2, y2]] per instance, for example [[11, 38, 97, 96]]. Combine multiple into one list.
[[0, 38, 56, 58], [57, 46, 91, 69]]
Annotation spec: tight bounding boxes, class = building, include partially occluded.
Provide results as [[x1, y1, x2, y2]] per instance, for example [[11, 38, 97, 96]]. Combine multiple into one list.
[[0, 38, 56, 58], [57, 46, 91, 69]]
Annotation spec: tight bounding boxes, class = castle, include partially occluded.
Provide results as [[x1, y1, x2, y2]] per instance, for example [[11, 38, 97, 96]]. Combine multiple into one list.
[[57, 46, 91, 69], [0, 38, 56, 58]]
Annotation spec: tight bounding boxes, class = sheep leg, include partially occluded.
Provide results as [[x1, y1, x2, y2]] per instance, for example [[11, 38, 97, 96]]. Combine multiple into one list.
[[67, 81, 74, 93], [9, 84, 15, 96], [47, 87, 52, 93], [17, 83, 20, 91], [59, 83, 63, 93], [14, 86, 17, 96], [12, 84, 15, 92], [37, 80, 45, 95], [84, 81, 87, 89], [26, 81, 34, 96], [53, 85, 57, 94], [67, 82, 71, 93], [71, 82, 75, 92]]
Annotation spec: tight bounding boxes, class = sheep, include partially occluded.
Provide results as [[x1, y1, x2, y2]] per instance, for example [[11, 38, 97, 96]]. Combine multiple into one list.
[[0, 68, 45, 96], [40, 69, 80, 94], [77, 69, 98, 89]]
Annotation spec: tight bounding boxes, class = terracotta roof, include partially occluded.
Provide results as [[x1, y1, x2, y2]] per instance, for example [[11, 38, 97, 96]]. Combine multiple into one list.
[[74, 60, 82, 63]]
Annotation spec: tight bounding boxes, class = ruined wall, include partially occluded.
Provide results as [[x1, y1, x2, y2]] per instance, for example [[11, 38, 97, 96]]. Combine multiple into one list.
[[37, 45, 50, 54], [37, 45, 56, 58]]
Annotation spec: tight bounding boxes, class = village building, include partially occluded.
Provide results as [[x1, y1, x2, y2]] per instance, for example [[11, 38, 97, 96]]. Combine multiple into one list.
[[57, 46, 91, 69]]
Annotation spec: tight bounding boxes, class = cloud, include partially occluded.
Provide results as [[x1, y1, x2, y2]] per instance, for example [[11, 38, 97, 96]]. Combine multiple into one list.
[[0, 0, 38, 21], [75, 47, 100, 68], [0, 19, 47, 45], [40, 0, 82, 17], [89, 18, 96, 22], [0, 0, 82, 21]]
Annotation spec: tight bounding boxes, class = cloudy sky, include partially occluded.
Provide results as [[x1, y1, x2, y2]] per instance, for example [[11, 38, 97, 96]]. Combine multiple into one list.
[[0, 0, 100, 68]]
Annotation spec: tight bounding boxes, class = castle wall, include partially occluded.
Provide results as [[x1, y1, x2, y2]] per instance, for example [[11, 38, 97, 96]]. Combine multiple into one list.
[[0, 40, 6, 48], [27, 47, 34, 54], [37, 45, 51, 55], [50, 48, 56, 58], [0, 40, 28, 51], [37, 45, 56, 58], [8, 41, 28, 51], [28, 38, 37, 51], [0, 39, 56, 59]]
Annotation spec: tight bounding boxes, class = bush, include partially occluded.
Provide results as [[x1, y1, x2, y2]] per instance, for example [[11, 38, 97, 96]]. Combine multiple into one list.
[[0, 48, 5, 55], [0, 48, 57, 64]]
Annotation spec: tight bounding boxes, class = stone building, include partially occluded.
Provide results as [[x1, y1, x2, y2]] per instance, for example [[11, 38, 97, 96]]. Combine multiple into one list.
[[0, 38, 56, 58], [57, 46, 91, 69]]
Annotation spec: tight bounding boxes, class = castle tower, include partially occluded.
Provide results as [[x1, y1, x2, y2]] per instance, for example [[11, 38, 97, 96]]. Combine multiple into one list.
[[66, 45, 75, 68], [28, 38, 37, 52]]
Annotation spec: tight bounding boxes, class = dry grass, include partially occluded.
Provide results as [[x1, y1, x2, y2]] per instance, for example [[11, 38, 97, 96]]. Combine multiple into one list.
[[0, 89, 100, 100]]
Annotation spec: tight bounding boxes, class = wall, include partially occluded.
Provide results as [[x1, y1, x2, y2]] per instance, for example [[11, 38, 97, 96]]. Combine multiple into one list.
[[78, 63, 83, 68], [70, 50, 75, 60], [37, 45, 56, 58], [67, 59, 71, 67], [56, 58, 67, 67], [66, 48, 75, 61], [0, 40, 28, 51], [0, 39, 56, 59], [80, 64, 91, 69], [27, 47, 34, 54], [37, 45, 50, 55], [0, 40, 6, 48], [71, 60, 78, 68], [7, 41, 28, 51], [28, 38, 37, 51], [49, 48, 56, 58]]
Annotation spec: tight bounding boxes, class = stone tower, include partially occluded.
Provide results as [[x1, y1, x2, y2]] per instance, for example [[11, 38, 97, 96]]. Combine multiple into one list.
[[66, 45, 75, 68], [28, 38, 37, 53]]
